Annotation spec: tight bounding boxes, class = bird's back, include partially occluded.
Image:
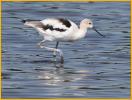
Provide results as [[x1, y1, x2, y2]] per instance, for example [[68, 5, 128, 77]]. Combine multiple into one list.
[[38, 18, 79, 41], [23, 18, 79, 41]]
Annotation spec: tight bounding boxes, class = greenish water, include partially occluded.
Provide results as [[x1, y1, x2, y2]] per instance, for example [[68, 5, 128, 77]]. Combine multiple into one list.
[[2, 2, 130, 98]]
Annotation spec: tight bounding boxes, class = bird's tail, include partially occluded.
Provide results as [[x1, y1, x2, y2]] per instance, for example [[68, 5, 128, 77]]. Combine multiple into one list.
[[21, 19, 41, 24], [21, 19, 42, 28], [21, 19, 26, 23]]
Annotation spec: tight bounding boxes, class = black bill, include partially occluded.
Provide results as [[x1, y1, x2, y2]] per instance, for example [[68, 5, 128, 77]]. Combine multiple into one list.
[[92, 27, 105, 37]]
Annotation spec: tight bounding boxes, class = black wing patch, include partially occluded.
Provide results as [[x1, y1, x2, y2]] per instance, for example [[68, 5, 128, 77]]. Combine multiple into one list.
[[42, 24, 66, 32], [58, 18, 71, 28]]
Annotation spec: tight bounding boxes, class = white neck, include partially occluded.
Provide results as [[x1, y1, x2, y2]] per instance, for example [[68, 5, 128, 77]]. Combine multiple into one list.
[[74, 26, 87, 40]]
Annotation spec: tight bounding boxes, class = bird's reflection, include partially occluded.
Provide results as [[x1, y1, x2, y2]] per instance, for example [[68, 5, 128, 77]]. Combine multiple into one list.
[[37, 66, 89, 86], [53, 60, 64, 68]]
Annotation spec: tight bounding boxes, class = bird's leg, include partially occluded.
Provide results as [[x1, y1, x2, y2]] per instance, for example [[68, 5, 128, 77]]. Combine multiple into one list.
[[53, 42, 59, 57], [37, 39, 46, 48], [56, 49, 64, 64], [40, 45, 64, 64]]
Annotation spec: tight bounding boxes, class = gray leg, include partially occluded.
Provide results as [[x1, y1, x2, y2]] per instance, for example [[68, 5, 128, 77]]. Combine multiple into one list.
[[53, 42, 59, 57], [40, 45, 64, 64], [56, 41, 59, 49], [37, 39, 46, 47]]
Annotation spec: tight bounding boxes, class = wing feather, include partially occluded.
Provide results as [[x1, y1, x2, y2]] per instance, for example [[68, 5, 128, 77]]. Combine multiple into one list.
[[41, 18, 70, 30]]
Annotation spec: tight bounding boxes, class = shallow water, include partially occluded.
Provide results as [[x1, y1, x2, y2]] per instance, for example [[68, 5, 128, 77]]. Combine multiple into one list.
[[2, 2, 130, 98]]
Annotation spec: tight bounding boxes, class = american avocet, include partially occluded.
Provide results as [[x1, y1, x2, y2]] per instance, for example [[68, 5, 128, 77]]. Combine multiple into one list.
[[22, 18, 105, 64]]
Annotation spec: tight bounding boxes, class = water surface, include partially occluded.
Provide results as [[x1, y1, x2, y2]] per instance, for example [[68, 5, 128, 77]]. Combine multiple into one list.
[[2, 2, 130, 98]]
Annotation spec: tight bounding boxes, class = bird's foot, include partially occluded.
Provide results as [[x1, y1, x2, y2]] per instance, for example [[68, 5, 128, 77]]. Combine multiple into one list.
[[60, 56, 64, 64], [37, 43, 41, 48], [53, 51, 57, 57], [37, 42, 40, 45], [53, 57, 57, 62], [37, 43, 45, 48], [40, 45, 44, 48], [56, 49, 64, 64]]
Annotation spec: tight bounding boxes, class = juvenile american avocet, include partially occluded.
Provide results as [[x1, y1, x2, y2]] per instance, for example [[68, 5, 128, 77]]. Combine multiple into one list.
[[22, 18, 105, 64]]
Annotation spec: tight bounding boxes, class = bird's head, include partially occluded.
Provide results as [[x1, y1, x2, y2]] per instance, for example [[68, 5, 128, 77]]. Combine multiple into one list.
[[80, 19, 93, 29], [80, 18, 105, 37]]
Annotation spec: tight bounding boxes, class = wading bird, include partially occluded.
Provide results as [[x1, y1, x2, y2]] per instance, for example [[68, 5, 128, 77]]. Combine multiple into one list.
[[22, 18, 105, 64]]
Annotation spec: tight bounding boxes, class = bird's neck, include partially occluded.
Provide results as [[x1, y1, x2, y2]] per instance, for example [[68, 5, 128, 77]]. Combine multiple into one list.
[[74, 27, 87, 40]]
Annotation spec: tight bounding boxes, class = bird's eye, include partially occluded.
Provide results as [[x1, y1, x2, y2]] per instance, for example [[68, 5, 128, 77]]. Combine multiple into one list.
[[89, 22, 92, 24]]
